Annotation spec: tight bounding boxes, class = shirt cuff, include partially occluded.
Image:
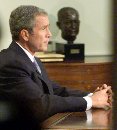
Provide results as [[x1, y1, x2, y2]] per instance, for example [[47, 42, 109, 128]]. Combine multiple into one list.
[[87, 93, 93, 97], [83, 96, 92, 110]]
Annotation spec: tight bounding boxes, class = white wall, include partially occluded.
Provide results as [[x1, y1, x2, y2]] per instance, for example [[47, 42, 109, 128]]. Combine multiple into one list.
[[0, 0, 113, 55]]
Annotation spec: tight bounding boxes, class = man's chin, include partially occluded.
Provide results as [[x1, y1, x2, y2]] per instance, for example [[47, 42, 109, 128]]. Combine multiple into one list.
[[39, 48, 48, 52]]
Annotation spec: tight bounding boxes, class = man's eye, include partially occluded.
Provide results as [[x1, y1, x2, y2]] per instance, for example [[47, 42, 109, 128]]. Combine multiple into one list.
[[41, 26, 46, 30]]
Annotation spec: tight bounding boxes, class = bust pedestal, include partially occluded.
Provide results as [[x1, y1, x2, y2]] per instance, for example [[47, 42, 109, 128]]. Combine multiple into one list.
[[56, 43, 85, 61]]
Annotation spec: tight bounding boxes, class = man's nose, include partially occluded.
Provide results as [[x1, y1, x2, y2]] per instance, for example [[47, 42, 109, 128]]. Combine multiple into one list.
[[47, 28, 52, 38]]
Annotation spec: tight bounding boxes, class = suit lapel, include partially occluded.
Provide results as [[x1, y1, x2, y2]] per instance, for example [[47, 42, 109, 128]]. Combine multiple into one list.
[[35, 57, 54, 94], [9, 41, 53, 94]]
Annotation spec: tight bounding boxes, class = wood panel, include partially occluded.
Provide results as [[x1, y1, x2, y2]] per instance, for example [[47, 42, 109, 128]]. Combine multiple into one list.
[[43, 57, 112, 92]]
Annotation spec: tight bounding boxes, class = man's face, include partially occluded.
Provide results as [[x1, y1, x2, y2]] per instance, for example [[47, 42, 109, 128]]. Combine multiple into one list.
[[59, 12, 80, 42], [27, 15, 52, 54]]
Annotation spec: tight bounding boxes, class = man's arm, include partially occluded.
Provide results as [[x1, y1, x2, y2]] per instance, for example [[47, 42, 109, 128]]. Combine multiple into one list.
[[51, 81, 90, 97], [0, 70, 87, 122]]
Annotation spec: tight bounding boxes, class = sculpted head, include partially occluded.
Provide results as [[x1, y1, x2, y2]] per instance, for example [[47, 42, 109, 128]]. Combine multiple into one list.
[[57, 7, 80, 44]]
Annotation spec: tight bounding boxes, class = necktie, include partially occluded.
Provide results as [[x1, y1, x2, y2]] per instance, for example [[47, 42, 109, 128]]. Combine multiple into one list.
[[33, 58, 41, 74]]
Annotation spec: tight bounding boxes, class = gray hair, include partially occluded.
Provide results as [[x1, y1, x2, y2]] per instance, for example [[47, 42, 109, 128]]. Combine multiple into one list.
[[9, 5, 48, 40]]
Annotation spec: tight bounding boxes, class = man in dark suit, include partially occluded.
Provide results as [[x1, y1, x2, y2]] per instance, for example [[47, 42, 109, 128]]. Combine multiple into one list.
[[0, 5, 112, 129]]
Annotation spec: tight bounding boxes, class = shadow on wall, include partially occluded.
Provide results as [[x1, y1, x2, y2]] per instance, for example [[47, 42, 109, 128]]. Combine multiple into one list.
[[0, 22, 1, 38], [0, 18, 2, 47]]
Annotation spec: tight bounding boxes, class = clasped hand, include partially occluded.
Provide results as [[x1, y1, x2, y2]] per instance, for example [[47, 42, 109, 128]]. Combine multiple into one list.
[[91, 84, 113, 109]]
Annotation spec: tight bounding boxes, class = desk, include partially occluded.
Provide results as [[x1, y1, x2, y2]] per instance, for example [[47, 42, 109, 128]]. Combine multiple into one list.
[[44, 56, 113, 92], [42, 109, 112, 130]]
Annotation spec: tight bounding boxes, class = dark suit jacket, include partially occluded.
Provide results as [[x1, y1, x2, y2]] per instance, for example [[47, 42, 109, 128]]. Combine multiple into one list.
[[0, 41, 89, 122]]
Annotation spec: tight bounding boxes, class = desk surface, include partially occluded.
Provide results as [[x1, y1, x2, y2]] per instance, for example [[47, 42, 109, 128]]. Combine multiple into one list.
[[42, 109, 112, 130]]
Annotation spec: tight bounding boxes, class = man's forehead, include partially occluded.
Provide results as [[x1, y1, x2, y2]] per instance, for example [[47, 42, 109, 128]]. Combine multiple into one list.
[[34, 15, 49, 26]]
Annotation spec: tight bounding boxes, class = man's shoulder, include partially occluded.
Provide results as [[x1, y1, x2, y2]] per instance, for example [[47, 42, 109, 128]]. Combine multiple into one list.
[[0, 48, 31, 76], [0, 47, 17, 62]]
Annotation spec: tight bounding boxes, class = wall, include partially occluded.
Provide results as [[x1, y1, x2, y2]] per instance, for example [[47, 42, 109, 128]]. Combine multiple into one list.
[[0, 0, 113, 55]]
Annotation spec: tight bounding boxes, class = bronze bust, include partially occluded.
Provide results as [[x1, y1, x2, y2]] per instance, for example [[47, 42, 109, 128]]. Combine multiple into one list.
[[56, 7, 80, 44]]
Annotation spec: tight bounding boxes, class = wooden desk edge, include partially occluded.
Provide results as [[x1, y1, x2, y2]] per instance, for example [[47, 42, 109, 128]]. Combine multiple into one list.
[[41, 111, 111, 130], [41, 112, 72, 129]]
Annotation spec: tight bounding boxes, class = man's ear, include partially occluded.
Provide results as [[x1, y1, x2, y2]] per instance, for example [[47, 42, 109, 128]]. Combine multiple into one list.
[[20, 29, 29, 41], [56, 22, 61, 29]]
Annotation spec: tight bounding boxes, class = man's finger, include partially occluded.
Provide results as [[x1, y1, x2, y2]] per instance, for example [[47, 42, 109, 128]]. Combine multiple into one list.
[[102, 84, 108, 89]]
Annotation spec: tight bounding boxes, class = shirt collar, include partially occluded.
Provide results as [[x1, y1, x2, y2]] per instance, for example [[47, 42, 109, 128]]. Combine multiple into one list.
[[16, 42, 35, 62]]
